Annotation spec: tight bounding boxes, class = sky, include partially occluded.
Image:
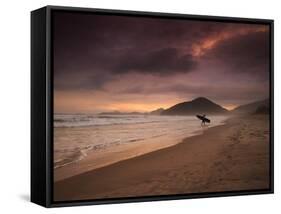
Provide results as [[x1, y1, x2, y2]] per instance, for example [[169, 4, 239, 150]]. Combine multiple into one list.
[[53, 11, 270, 113]]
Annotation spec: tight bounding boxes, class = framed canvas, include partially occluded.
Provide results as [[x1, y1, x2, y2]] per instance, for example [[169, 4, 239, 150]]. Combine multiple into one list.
[[31, 5, 274, 207]]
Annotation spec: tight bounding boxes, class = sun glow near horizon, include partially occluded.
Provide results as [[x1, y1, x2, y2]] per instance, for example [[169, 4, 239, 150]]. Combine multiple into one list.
[[54, 90, 239, 114], [54, 90, 182, 113]]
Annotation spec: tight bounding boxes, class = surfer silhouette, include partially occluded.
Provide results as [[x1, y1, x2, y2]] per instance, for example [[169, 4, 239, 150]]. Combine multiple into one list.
[[196, 114, 211, 126]]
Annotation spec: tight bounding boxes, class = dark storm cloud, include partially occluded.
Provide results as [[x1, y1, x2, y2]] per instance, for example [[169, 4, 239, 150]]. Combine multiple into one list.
[[114, 48, 196, 75], [53, 10, 270, 101], [54, 70, 115, 91], [204, 30, 270, 76], [53, 11, 233, 90]]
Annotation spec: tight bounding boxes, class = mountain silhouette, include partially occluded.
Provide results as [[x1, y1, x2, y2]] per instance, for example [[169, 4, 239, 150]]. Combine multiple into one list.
[[150, 108, 165, 115], [161, 97, 228, 115], [232, 99, 269, 114]]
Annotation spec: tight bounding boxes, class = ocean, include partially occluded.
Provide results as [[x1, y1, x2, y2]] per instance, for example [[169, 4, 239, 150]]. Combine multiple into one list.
[[54, 114, 227, 173]]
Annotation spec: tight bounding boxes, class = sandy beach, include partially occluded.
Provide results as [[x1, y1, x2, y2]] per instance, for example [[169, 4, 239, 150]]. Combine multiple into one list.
[[54, 115, 270, 201]]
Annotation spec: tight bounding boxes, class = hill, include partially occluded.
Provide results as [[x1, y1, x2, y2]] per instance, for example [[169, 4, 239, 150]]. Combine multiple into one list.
[[149, 108, 165, 115], [232, 99, 269, 114], [161, 97, 228, 115]]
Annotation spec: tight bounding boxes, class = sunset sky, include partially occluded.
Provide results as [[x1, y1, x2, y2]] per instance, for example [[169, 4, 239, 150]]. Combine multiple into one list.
[[53, 11, 270, 113]]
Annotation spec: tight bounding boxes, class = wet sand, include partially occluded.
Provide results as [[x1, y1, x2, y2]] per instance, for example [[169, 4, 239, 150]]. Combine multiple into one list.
[[54, 115, 270, 201]]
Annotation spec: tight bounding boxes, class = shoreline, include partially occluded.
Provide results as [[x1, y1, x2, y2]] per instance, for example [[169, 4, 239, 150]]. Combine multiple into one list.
[[54, 115, 270, 201], [54, 117, 227, 182]]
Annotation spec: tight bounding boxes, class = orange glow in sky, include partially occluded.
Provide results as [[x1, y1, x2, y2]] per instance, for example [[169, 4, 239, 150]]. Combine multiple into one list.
[[192, 25, 268, 57]]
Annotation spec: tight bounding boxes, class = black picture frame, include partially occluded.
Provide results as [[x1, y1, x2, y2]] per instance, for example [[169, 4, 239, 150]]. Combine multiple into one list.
[[31, 5, 274, 208]]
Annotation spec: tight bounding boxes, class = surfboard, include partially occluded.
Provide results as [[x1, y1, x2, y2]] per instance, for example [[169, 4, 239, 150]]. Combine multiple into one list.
[[196, 115, 211, 123]]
